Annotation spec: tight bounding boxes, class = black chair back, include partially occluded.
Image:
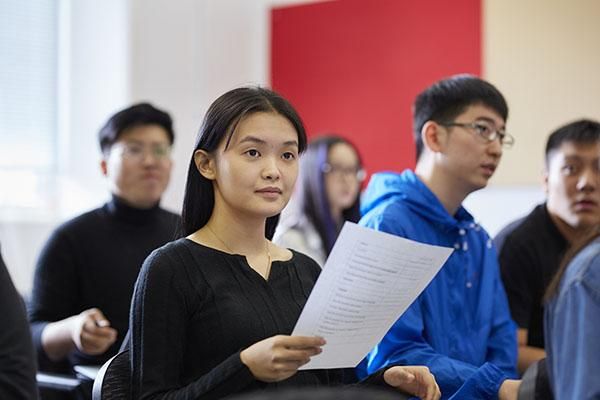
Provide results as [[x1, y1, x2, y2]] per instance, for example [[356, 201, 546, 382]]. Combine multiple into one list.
[[92, 350, 130, 400]]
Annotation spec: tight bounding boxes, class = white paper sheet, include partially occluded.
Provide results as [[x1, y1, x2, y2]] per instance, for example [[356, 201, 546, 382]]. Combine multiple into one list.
[[292, 222, 453, 369]]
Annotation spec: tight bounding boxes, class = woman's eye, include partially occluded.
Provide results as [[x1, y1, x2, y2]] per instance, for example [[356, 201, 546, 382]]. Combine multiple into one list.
[[282, 152, 296, 160], [246, 149, 260, 158]]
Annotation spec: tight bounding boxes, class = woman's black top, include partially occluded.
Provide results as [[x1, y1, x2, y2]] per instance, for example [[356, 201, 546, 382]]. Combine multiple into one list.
[[130, 238, 371, 399]]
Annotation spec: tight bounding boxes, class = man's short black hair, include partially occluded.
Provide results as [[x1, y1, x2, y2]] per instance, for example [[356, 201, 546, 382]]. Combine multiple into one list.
[[545, 119, 600, 165], [98, 103, 174, 154], [413, 74, 508, 161]]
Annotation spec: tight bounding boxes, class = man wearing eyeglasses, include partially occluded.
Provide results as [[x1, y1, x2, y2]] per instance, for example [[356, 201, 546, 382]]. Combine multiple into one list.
[[28, 103, 180, 380], [494, 119, 600, 375], [356, 75, 520, 399]]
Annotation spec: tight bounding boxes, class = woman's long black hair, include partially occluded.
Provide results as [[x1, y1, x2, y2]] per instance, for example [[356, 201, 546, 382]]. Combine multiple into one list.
[[181, 87, 307, 239]]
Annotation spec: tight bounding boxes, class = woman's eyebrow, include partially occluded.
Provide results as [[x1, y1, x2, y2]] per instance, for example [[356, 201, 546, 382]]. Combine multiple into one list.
[[237, 136, 298, 148], [238, 135, 266, 145]]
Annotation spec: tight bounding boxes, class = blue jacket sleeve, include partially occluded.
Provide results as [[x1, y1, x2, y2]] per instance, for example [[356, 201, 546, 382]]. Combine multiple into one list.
[[447, 362, 507, 399], [360, 300, 507, 399]]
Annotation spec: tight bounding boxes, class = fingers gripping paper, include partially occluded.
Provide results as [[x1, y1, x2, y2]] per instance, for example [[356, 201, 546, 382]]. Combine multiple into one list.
[[292, 222, 453, 369]]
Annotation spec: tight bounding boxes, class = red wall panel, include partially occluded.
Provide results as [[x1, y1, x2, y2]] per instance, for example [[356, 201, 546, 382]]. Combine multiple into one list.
[[271, 0, 481, 175]]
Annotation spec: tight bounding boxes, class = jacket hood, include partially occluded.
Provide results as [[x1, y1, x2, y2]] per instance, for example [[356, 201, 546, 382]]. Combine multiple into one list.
[[361, 170, 475, 231]]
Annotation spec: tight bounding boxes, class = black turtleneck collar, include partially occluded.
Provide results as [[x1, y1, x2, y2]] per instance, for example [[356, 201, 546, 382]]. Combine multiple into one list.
[[104, 194, 161, 225]]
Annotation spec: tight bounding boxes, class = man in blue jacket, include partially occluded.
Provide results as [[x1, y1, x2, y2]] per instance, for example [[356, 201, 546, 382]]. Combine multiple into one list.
[[357, 75, 520, 399]]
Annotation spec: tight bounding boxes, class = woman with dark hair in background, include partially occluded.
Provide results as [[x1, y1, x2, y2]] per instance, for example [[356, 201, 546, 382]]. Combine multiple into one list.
[[544, 226, 600, 399], [274, 135, 364, 266], [129, 87, 440, 400]]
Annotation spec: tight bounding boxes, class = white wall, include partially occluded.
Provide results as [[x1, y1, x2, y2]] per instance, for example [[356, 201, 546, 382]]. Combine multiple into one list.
[[1, 0, 324, 293], [128, 0, 323, 213], [58, 0, 130, 207], [484, 0, 600, 185], [1, 0, 130, 293], [463, 186, 545, 236]]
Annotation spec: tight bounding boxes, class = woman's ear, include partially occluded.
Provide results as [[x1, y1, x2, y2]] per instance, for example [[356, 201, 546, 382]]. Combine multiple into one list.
[[421, 121, 446, 154], [194, 149, 216, 180]]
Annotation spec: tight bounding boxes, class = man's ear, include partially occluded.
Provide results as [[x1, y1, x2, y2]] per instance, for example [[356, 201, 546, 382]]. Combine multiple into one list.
[[100, 158, 108, 177], [421, 121, 445, 154], [194, 150, 216, 180], [542, 167, 550, 195]]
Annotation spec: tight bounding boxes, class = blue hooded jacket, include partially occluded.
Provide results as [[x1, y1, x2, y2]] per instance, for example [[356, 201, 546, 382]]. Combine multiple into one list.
[[356, 170, 518, 399]]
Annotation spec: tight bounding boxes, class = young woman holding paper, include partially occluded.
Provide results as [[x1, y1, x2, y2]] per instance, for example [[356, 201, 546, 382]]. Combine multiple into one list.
[[129, 87, 440, 400]]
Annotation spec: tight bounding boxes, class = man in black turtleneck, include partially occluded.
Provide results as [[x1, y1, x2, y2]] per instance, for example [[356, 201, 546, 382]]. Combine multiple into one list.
[[28, 103, 181, 375]]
